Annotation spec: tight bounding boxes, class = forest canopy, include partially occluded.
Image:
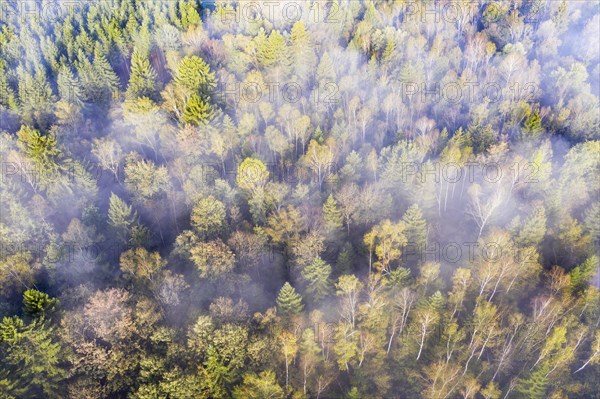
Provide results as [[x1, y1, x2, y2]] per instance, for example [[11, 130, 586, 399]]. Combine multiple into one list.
[[0, 0, 599, 398]]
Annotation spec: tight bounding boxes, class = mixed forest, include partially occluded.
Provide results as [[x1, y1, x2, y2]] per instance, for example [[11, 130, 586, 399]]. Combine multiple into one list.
[[0, 0, 599, 398]]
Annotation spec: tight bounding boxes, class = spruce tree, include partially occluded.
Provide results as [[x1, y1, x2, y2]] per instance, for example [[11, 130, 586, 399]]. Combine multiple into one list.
[[16, 126, 61, 170], [179, 0, 201, 30], [316, 52, 336, 85], [56, 66, 83, 106], [174, 55, 216, 98], [323, 194, 343, 231], [523, 109, 543, 138], [569, 256, 598, 294], [126, 48, 159, 101], [257, 30, 290, 68], [337, 242, 354, 273], [182, 94, 214, 125], [301, 257, 332, 301], [0, 63, 17, 110], [108, 192, 137, 242], [584, 202, 600, 244], [75, 51, 97, 102], [93, 46, 120, 102], [290, 20, 315, 78], [426, 291, 445, 312], [402, 204, 427, 251], [276, 282, 304, 317], [23, 290, 58, 317], [382, 38, 396, 64], [0, 316, 66, 398], [518, 206, 546, 247], [516, 364, 549, 399], [17, 68, 54, 128]]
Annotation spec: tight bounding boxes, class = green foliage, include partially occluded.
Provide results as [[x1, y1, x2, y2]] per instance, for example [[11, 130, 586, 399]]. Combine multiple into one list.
[[236, 158, 269, 195], [23, 290, 58, 317], [276, 282, 304, 317], [257, 30, 290, 68], [17, 69, 54, 128], [0, 317, 66, 398], [191, 239, 236, 279], [0, 64, 17, 110], [323, 194, 343, 231], [232, 370, 284, 399], [182, 94, 214, 125], [179, 0, 201, 30], [16, 126, 61, 170], [191, 195, 226, 238], [126, 49, 159, 101], [469, 123, 497, 154], [523, 109, 543, 138], [92, 47, 120, 100], [402, 204, 427, 251], [75, 48, 120, 105], [174, 55, 216, 98], [516, 364, 549, 399], [518, 206, 546, 247], [199, 346, 234, 398], [57, 66, 83, 106], [108, 192, 137, 242], [0, 2, 599, 398], [388, 267, 411, 290], [569, 256, 598, 294], [336, 242, 355, 273], [301, 257, 332, 302]]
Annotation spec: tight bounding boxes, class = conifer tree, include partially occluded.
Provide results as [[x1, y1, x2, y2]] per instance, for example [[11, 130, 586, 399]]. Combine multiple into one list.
[[23, 290, 58, 317], [516, 364, 549, 399], [518, 206, 546, 247], [182, 94, 214, 125], [569, 256, 598, 294], [17, 68, 54, 128], [316, 52, 336, 85], [337, 242, 355, 273], [174, 55, 216, 98], [57, 66, 83, 106], [179, 0, 201, 30], [402, 204, 427, 252], [523, 109, 543, 138], [0, 63, 17, 110], [381, 38, 396, 64], [93, 46, 120, 101], [0, 316, 66, 398], [16, 126, 61, 171], [323, 194, 343, 231], [257, 30, 290, 68], [233, 370, 284, 399], [301, 257, 332, 302], [290, 20, 315, 78], [276, 282, 304, 317], [108, 192, 137, 243], [126, 48, 159, 101], [75, 51, 98, 102]]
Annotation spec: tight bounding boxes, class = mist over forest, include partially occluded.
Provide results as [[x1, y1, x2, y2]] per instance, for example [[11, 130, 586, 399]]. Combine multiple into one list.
[[0, 0, 599, 398]]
